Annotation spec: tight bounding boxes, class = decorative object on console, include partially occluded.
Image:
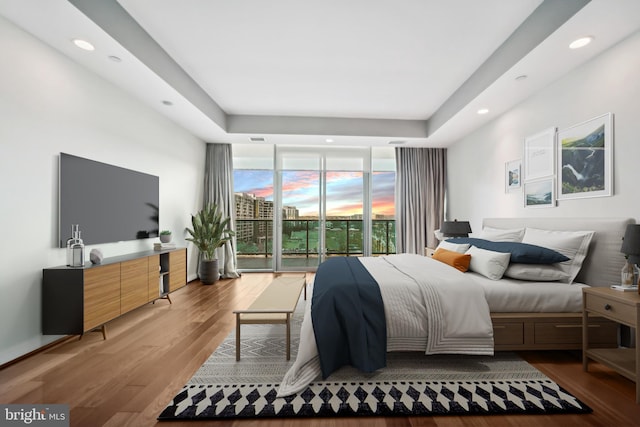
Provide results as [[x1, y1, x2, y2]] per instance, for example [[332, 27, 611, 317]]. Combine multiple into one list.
[[89, 248, 103, 265], [620, 224, 640, 289], [159, 230, 172, 243], [66, 224, 84, 267], [185, 203, 235, 285], [439, 220, 472, 238], [154, 242, 176, 251], [557, 112, 613, 200]]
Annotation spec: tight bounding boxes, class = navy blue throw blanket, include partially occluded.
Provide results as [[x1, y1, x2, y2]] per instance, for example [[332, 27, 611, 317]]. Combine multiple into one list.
[[311, 257, 387, 379]]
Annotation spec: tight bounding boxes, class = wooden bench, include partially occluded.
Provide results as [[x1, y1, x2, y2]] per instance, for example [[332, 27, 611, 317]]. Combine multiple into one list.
[[233, 274, 306, 361]]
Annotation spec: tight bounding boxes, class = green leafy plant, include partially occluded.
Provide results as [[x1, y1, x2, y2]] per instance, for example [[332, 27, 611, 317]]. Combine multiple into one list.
[[160, 230, 172, 235], [185, 203, 235, 261]]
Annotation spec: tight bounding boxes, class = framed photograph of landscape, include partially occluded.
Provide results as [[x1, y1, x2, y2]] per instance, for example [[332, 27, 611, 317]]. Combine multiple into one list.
[[524, 178, 555, 208], [505, 159, 521, 192], [557, 113, 613, 200], [524, 127, 556, 181]]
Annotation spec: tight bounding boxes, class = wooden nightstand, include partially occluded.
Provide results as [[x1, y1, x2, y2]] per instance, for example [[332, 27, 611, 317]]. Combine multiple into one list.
[[582, 287, 640, 403]]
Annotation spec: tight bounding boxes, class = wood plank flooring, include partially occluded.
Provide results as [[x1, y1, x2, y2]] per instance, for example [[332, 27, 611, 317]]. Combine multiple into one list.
[[1, 273, 639, 426]]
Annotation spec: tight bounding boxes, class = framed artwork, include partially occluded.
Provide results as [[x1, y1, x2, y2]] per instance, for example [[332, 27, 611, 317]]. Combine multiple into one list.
[[524, 178, 555, 208], [505, 159, 521, 192], [557, 113, 613, 200], [524, 127, 556, 181]]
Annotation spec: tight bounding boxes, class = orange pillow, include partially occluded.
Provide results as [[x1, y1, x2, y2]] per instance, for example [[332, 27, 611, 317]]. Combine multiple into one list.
[[432, 248, 471, 272]]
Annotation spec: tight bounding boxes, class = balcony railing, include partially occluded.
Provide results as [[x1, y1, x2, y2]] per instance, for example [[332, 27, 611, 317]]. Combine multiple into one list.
[[235, 218, 395, 269]]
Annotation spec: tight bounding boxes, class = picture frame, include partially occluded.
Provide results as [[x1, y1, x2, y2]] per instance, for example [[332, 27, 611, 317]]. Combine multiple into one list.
[[523, 127, 556, 181], [557, 113, 613, 200], [524, 178, 555, 208], [505, 159, 521, 192]]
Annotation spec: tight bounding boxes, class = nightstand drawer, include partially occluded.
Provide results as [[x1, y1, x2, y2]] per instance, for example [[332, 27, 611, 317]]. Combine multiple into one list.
[[586, 294, 636, 324]]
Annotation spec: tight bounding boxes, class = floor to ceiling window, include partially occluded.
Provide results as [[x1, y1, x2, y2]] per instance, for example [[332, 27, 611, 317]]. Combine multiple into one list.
[[233, 144, 395, 271], [233, 144, 275, 270]]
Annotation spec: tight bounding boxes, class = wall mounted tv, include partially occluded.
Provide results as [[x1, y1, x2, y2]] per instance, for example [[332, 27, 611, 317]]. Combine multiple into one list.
[[58, 153, 159, 247]]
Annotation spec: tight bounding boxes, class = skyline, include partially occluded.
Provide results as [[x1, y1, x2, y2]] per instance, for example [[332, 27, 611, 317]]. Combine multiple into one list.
[[234, 170, 395, 217]]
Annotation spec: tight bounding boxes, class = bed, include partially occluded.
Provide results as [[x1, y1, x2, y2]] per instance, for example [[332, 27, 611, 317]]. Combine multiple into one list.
[[277, 217, 634, 396], [481, 217, 632, 351]]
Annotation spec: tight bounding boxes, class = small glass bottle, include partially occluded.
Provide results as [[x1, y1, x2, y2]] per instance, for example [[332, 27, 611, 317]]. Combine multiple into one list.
[[621, 260, 635, 287], [71, 231, 85, 267], [66, 224, 79, 266], [66, 225, 85, 267], [66, 236, 74, 266]]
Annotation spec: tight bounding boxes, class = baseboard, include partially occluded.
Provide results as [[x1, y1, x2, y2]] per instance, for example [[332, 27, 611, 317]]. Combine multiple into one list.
[[0, 335, 76, 370]]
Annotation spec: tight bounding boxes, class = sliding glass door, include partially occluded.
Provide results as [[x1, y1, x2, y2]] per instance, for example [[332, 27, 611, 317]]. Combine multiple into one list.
[[233, 144, 396, 271], [280, 165, 321, 269], [275, 147, 370, 271]]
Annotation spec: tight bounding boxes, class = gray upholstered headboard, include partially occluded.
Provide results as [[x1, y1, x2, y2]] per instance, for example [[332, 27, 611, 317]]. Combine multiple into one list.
[[482, 217, 635, 287]]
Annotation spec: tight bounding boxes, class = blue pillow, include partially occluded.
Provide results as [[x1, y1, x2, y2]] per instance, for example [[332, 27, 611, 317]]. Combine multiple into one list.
[[447, 238, 569, 264]]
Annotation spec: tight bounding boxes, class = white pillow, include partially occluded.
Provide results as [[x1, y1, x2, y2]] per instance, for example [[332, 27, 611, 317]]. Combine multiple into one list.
[[504, 263, 571, 282], [479, 226, 525, 242], [521, 228, 595, 284], [437, 240, 471, 254], [466, 246, 511, 280]]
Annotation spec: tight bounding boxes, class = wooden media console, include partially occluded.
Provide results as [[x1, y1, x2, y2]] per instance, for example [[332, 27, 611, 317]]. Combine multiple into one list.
[[42, 247, 186, 339]]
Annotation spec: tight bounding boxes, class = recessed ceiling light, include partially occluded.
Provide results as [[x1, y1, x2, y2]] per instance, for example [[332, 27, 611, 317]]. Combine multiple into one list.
[[249, 137, 265, 142], [569, 36, 594, 49], [161, 100, 173, 106], [72, 38, 95, 51], [477, 108, 489, 115], [325, 138, 334, 143], [108, 55, 122, 62], [388, 140, 406, 145]]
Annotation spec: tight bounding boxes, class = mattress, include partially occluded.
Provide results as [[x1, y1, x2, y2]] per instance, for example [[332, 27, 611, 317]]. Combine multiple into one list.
[[466, 271, 587, 313], [277, 254, 494, 397]]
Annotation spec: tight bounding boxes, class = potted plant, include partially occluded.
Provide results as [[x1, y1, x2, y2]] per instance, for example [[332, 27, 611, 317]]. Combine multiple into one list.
[[185, 203, 235, 285], [159, 230, 172, 243]]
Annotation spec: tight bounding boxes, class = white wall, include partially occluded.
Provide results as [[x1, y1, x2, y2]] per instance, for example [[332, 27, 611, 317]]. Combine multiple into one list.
[[0, 16, 205, 364], [447, 30, 640, 233]]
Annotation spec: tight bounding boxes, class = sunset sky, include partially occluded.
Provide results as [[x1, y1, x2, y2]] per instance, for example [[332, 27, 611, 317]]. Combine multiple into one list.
[[234, 170, 395, 217]]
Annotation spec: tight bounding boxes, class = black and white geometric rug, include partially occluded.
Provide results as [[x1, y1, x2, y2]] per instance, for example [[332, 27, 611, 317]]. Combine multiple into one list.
[[158, 297, 591, 420]]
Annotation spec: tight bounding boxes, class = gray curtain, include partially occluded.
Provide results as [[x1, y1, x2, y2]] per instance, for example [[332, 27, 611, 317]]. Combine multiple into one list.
[[203, 143, 240, 278], [395, 147, 446, 254]]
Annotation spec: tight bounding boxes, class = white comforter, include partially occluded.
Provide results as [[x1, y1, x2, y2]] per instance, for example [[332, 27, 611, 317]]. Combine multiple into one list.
[[277, 253, 494, 397]]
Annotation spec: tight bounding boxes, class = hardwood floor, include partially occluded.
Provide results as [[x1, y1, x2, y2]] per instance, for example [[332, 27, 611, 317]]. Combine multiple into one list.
[[1, 273, 639, 426]]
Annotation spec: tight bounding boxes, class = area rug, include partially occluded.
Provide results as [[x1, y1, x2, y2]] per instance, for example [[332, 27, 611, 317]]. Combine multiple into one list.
[[158, 298, 591, 420]]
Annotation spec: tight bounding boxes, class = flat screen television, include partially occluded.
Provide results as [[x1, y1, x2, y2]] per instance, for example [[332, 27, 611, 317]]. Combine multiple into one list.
[[58, 153, 159, 247]]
